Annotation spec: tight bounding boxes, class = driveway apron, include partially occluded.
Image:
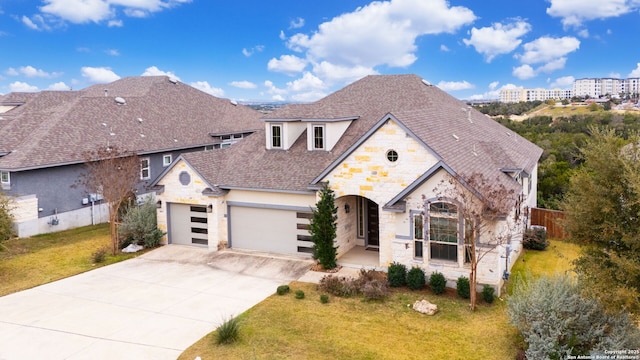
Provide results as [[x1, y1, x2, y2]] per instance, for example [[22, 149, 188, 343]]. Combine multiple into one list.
[[0, 246, 312, 360]]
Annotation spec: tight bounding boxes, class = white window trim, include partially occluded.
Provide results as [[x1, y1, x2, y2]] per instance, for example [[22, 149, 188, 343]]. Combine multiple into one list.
[[428, 202, 460, 262], [412, 211, 424, 259], [0, 171, 9, 185], [140, 157, 151, 180], [312, 124, 326, 150], [271, 124, 283, 149], [162, 154, 172, 167]]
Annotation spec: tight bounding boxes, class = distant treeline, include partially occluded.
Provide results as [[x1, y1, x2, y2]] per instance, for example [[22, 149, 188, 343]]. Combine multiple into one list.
[[492, 110, 640, 209], [473, 101, 543, 116]]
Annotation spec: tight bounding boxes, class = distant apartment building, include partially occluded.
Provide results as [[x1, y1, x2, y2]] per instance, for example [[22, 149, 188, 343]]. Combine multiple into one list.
[[499, 87, 573, 103], [573, 77, 640, 98]]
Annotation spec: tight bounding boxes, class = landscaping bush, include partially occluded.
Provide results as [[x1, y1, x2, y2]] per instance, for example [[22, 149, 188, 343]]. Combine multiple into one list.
[[406, 266, 426, 290], [216, 316, 241, 345], [456, 276, 470, 299], [118, 198, 164, 249], [276, 285, 290, 295], [295, 290, 305, 299], [482, 285, 495, 304], [508, 274, 640, 359], [92, 246, 108, 263], [522, 226, 548, 250], [318, 270, 389, 300], [387, 262, 407, 287], [429, 272, 446, 295], [320, 294, 329, 304], [362, 279, 390, 301], [319, 275, 354, 297]]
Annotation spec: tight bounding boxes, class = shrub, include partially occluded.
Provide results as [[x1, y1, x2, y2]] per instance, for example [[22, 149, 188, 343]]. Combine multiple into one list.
[[295, 290, 305, 299], [118, 198, 164, 248], [276, 285, 290, 295], [429, 272, 446, 295], [362, 279, 390, 301], [456, 276, 470, 299], [318, 270, 389, 300], [216, 316, 240, 345], [406, 267, 426, 290], [320, 294, 329, 304], [309, 183, 338, 269], [319, 275, 349, 297], [522, 226, 548, 250], [0, 192, 15, 244], [387, 262, 407, 287], [482, 285, 495, 304], [92, 247, 108, 263], [508, 274, 640, 359]]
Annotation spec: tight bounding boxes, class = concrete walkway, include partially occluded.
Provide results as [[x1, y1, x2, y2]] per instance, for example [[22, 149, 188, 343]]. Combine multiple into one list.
[[0, 246, 312, 360]]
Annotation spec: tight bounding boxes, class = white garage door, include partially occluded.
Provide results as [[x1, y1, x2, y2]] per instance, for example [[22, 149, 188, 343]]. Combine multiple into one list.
[[169, 203, 209, 246], [229, 206, 313, 255]]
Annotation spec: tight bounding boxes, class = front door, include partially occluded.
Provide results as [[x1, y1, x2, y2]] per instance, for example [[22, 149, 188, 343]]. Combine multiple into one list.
[[366, 199, 379, 248]]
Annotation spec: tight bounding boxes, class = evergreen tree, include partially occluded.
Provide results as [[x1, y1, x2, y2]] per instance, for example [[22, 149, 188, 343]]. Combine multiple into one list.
[[0, 192, 15, 244], [309, 182, 338, 269]]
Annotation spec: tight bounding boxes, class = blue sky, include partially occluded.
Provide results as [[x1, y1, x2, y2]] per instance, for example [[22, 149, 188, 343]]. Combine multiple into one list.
[[1, 0, 639, 102]]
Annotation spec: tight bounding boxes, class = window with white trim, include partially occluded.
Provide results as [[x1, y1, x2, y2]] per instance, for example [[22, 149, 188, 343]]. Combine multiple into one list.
[[0, 171, 9, 185], [413, 213, 424, 258], [140, 158, 150, 180], [313, 125, 325, 150], [429, 202, 459, 261], [162, 154, 172, 167], [271, 124, 282, 149]]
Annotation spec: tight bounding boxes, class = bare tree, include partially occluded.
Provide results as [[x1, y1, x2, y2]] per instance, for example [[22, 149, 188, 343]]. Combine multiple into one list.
[[76, 146, 140, 255], [433, 172, 522, 311]]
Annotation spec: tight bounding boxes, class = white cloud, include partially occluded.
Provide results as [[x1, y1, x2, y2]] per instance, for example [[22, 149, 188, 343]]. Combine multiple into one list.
[[629, 63, 640, 77], [468, 83, 519, 101], [141, 66, 180, 79], [550, 76, 575, 88], [279, 30, 286, 40], [516, 36, 580, 64], [81, 66, 120, 83], [6, 66, 61, 78], [271, 94, 285, 102], [440, 44, 450, 52], [230, 81, 257, 89], [286, 0, 475, 70], [311, 62, 375, 84], [547, 0, 638, 28], [108, 19, 123, 27], [264, 80, 287, 97], [242, 45, 264, 57], [37, 0, 192, 25], [537, 57, 567, 74], [21, 14, 53, 31], [48, 81, 71, 90], [286, 72, 325, 92], [190, 81, 224, 97], [436, 80, 474, 91], [610, 72, 621, 78], [463, 20, 531, 62], [513, 64, 536, 80], [267, 55, 307, 75], [22, 15, 40, 30], [106, 49, 120, 56], [577, 29, 589, 38], [489, 81, 499, 90], [289, 17, 304, 29], [9, 81, 38, 92]]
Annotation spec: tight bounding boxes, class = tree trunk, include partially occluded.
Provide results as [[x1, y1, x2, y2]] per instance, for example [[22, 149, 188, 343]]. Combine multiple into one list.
[[470, 261, 477, 311], [109, 203, 119, 255]]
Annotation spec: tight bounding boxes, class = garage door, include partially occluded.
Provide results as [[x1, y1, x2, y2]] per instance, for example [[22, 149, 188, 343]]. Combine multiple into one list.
[[168, 204, 209, 246], [229, 206, 313, 255]]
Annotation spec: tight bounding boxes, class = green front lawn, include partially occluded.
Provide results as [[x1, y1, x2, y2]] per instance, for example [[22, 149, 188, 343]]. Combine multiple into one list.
[[0, 224, 140, 296], [180, 239, 582, 360]]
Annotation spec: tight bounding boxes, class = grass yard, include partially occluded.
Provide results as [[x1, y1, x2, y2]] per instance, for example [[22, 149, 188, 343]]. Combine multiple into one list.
[[0, 224, 140, 296], [181, 239, 582, 360]]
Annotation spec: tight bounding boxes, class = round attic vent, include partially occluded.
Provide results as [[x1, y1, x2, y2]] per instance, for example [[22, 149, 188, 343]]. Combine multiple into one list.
[[114, 97, 126, 105]]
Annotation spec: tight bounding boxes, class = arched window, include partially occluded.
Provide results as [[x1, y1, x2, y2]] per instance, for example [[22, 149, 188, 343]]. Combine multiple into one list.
[[429, 202, 459, 261]]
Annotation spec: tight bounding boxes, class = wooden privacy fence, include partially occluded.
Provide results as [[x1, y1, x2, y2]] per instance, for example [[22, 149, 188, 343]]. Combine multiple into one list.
[[530, 207, 567, 239]]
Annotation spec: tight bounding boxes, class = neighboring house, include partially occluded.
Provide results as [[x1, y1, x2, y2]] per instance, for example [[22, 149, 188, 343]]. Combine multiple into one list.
[[0, 76, 262, 237], [153, 74, 543, 293]]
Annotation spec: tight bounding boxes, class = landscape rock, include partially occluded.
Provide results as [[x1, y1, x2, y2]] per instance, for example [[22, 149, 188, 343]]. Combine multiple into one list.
[[413, 299, 438, 315], [122, 243, 143, 253]]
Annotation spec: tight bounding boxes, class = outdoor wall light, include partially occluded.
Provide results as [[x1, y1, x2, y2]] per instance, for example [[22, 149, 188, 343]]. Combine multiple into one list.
[[156, 200, 162, 208], [207, 204, 213, 213], [344, 204, 350, 213]]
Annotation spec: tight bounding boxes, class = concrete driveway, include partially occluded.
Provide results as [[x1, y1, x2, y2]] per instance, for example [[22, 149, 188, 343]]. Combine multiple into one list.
[[0, 246, 313, 360]]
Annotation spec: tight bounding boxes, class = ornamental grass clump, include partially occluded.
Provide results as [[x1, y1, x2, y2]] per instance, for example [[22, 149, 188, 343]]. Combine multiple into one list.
[[216, 316, 241, 345]]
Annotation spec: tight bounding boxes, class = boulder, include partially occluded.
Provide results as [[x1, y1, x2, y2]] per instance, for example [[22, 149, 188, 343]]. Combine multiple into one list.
[[413, 299, 438, 315]]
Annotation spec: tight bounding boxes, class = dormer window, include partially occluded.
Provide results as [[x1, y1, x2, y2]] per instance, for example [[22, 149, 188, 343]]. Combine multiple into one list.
[[271, 124, 283, 149], [313, 125, 325, 150]]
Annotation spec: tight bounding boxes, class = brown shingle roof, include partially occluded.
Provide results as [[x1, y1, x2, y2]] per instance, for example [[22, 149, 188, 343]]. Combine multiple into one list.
[[0, 76, 262, 170], [184, 74, 543, 194]]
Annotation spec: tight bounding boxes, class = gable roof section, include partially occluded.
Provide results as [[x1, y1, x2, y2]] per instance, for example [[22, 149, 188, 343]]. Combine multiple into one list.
[[0, 76, 263, 171], [178, 74, 543, 196]]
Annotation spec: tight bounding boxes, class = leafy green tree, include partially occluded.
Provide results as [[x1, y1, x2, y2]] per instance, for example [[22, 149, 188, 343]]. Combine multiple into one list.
[[309, 182, 338, 269], [563, 127, 640, 316], [0, 192, 15, 244]]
